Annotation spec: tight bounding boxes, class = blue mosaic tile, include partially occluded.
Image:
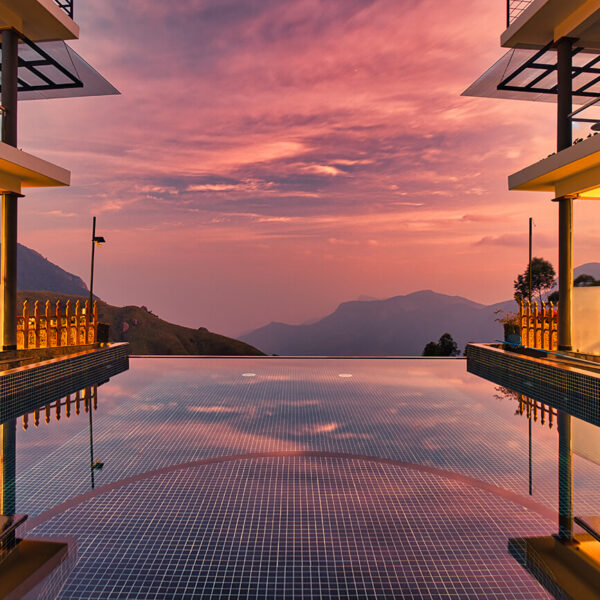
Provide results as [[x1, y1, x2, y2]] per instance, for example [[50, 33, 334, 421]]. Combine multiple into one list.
[[33, 456, 553, 600], [11, 357, 600, 599]]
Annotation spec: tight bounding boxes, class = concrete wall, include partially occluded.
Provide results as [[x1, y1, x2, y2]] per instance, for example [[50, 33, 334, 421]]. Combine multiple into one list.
[[573, 417, 600, 467], [573, 287, 600, 354]]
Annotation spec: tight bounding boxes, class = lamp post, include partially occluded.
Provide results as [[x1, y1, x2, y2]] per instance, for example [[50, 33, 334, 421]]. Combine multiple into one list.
[[89, 216, 105, 312]]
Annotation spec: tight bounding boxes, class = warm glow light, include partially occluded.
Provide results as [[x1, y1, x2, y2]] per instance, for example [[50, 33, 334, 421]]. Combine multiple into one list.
[[578, 187, 600, 199]]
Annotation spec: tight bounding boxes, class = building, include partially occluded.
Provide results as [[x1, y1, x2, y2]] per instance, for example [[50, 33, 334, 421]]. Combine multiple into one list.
[[0, 2, 128, 597], [465, 1, 600, 597]]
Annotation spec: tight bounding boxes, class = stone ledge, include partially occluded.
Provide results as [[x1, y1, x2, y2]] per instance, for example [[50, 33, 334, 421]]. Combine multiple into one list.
[[0, 537, 75, 600], [466, 343, 600, 427], [0, 343, 129, 424], [509, 534, 600, 600]]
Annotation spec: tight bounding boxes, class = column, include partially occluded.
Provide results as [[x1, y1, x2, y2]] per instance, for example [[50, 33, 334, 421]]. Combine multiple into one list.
[[557, 411, 573, 541], [555, 37, 574, 542], [0, 419, 16, 516], [1, 28, 19, 352]]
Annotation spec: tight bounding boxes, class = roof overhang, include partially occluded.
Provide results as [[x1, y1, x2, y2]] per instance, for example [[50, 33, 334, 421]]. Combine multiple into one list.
[[0, 0, 78, 42], [463, 46, 600, 104], [509, 133, 600, 198], [16, 40, 119, 100], [0, 141, 70, 194], [502, 0, 600, 50]]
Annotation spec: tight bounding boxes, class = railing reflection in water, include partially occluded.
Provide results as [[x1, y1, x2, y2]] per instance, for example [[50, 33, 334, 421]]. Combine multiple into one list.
[[21, 385, 97, 430], [517, 395, 557, 430], [21, 384, 102, 489]]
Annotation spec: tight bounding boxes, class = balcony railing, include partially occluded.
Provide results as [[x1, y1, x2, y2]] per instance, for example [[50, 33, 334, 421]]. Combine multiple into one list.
[[507, 0, 533, 27], [17, 298, 98, 350], [518, 299, 558, 351], [54, 0, 74, 19]]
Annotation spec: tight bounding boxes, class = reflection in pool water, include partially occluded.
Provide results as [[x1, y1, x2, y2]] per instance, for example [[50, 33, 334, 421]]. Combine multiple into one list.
[[12, 358, 600, 598]]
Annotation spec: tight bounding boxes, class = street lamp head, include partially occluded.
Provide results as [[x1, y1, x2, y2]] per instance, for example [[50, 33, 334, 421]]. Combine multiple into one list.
[[93, 236, 106, 245]]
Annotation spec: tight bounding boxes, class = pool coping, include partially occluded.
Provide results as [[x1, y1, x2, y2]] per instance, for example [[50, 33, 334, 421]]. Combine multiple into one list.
[[466, 342, 600, 426]]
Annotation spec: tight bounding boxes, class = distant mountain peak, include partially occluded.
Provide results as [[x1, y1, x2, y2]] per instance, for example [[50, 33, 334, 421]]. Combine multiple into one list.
[[15, 243, 89, 296]]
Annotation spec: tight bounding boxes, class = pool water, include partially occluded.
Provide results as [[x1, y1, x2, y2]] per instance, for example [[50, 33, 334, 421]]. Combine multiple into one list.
[[13, 358, 600, 599]]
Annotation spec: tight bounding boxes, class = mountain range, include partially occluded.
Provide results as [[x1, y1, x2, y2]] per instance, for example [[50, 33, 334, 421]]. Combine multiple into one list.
[[16, 244, 89, 295], [15, 244, 263, 356], [240, 263, 600, 356], [17, 242, 599, 357]]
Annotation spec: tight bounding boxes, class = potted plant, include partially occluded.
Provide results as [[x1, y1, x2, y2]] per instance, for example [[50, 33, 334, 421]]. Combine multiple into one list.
[[494, 310, 521, 345]]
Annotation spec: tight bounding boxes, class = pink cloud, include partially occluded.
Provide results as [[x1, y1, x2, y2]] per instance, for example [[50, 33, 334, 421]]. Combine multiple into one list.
[[14, 0, 594, 336]]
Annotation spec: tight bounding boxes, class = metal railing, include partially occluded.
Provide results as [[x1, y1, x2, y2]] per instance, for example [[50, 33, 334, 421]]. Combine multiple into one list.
[[518, 299, 559, 351], [507, 0, 533, 27], [54, 0, 74, 19], [16, 299, 98, 350]]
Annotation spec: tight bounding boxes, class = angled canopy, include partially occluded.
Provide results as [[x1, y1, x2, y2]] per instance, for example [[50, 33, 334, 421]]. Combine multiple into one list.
[[463, 47, 600, 104], [0, 37, 118, 100], [16, 40, 119, 100]]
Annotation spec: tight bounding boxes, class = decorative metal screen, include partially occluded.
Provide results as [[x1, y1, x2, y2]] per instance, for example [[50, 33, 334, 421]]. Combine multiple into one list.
[[507, 0, 533, 27], [54, 0, 74, 19]]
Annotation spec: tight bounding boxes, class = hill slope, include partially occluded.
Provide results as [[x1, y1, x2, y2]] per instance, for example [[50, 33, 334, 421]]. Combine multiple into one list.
[[17, 291, 264, 356], [240, 290, 514, 356], [13, 243, 262, 355], [16, 244, 89, 295], [575, 262, 600, 280]]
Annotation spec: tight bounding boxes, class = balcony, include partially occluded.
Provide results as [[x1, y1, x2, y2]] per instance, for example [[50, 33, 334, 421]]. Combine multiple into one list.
[[0, 140, 69, 195], [502, 0, 600, 50], [507, 1, 534, 27], [0, 0, 79, 42], [508, 133, 600, 197], [54, 0, 73, 19]]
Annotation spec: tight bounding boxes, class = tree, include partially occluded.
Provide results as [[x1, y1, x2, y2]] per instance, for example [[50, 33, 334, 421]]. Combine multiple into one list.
[[514, 257, 556, 303], [547, 273, 599, 304], [422, 333, 460, 357], [574, 274, 598, 287]]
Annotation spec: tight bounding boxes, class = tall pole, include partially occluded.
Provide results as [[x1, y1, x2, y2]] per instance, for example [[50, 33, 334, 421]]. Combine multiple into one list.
[[556, 37, 574, 543], [528, 217, 533, 303], [88, 389, 95, 489], [528, 217, 533, 496], [529, 411, 533, 495], [89, 216, 96, 311], [1, 29, 19, 524]]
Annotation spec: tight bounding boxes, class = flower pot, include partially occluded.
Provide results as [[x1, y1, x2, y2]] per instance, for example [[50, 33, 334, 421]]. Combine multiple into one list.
[[504, 323, 521, 345]]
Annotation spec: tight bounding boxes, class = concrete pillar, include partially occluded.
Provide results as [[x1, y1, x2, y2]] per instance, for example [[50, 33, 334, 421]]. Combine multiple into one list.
[[0, 419, 16, 515], [557, 38, 572, 153], [557, 411, 573, 541], [1, 194, 18, 351], [558, 196, 573, 351], [556, 38, 573, 353], [555, 37, 575, 543], [1, 29, 19, 352]]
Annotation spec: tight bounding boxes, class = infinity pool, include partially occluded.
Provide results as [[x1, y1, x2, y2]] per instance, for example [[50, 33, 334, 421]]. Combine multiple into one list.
[[13, 358, 600, 599]]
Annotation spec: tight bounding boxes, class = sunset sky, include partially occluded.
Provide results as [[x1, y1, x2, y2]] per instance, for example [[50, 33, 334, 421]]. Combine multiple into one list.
[[16, 0, 600, 336]]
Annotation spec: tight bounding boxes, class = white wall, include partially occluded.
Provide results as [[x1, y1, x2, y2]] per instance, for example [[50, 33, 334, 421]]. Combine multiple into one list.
[[573, 417, 600, 467], [573, 287, 600, 354]]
